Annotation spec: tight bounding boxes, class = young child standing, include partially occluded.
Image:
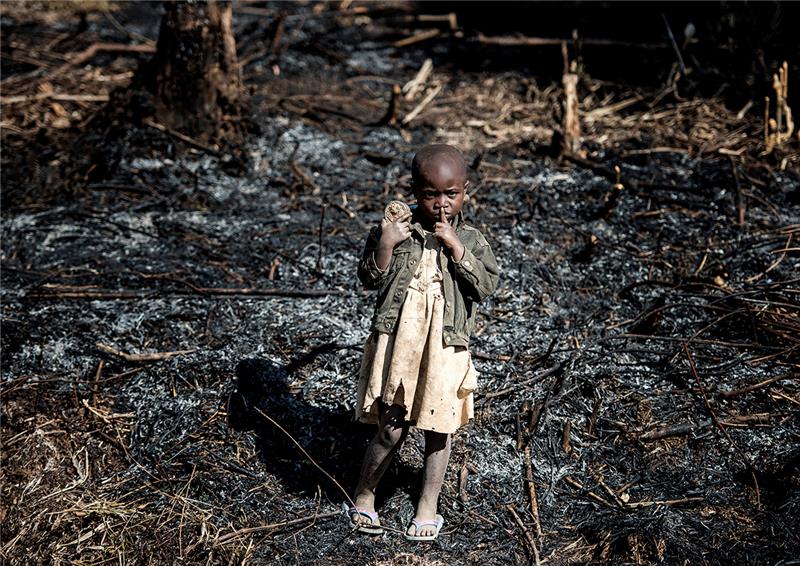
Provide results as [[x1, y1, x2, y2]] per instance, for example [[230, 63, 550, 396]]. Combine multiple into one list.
[[347, 144, 499, 540]]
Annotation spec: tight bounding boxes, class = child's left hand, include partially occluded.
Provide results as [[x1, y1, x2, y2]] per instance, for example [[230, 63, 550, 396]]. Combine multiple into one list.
[[434, 207, 465, 262]]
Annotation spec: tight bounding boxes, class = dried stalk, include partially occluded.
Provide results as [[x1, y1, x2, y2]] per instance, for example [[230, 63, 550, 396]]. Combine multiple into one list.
[[96, 342, 197, 362], [506, 504, 542, 565]]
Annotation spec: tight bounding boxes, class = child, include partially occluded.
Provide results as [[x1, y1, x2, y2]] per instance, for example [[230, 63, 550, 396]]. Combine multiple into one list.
[[347, 144, 499, 540]]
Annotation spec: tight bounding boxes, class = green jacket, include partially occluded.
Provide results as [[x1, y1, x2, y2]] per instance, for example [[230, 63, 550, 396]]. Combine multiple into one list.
[[358, 210, 499, 348]]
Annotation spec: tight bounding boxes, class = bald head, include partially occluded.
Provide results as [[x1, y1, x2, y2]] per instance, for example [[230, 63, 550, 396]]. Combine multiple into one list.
[[411, 144, 467, 190], [410, 144, 469, 227]]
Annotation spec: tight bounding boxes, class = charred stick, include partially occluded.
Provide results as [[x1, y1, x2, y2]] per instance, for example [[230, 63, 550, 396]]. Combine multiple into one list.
[[528, 401, 545, 434], [144, 119, 219, 155], [523, 336, 558, 367], [562, 153, 640, 191], [561, 420, 573, 454], [642, 414, 777, 441], [482, 363, 563, 400], [626, 496, 704, 509], [661, 13, 687, 75], [506, 504, 541, 565], [616, 476, 641, 498], [374, 84, 401, 127], [599, 165, 625, 218], [609, 334, 785, 350], [526, 363, 567, 432], [91, 360, 104, 406], [524, 446, 543, 539], [472, 351, 512, 362], [729, 157, 746, 226], [717, 372, 795, 399], [270, 13, 286, 53], [640, 420, 704, 441], [515, 407, 524, 451], [594, 476, 627, 508], [211, 457, 258, 478], [562, 476, 616, 508], [561, 71, 580, 154]]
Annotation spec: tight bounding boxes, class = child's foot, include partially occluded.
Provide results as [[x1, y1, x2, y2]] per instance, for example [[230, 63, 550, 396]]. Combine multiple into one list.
[[405, 514, 444, 541], [343, 502, 383, 535]]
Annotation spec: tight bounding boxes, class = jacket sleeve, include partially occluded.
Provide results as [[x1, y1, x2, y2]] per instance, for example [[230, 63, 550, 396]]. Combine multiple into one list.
[[452, 230, 499, 302], [357, 226, 390, 290]]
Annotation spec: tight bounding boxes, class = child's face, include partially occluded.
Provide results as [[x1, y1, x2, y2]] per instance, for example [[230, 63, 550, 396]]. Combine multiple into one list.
[[412, 160, 468, 227]]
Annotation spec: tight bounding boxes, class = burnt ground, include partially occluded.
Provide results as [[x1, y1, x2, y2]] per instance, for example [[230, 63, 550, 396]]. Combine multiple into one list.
[[2, 2, 800, 565]]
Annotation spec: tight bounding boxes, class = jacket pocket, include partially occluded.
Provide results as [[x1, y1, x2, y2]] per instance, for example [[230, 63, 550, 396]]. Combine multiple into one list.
[[457, 355, 478, 398]]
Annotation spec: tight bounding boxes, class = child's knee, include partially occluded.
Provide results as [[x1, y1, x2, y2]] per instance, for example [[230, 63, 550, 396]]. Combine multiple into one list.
[[377, 423, 405, 448]]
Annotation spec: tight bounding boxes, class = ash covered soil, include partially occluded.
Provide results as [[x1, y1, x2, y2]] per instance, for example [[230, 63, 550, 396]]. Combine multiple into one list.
[[2, 3, 800, 565]]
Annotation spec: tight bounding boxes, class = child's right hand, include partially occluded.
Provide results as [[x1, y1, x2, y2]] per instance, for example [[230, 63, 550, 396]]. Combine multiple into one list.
[[379, 212, 412, 248]]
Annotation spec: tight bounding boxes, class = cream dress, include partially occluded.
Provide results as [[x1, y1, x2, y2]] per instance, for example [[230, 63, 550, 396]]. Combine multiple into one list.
[[356, 232, 477, 434]]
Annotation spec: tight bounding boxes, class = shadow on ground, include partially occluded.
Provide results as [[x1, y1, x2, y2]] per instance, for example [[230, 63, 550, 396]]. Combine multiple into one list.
[[228, 358, 418, 508]]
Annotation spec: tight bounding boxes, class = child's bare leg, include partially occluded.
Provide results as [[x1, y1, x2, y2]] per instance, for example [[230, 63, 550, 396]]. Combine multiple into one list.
[[408, 430, 451, 537], [352, 403, 409, 522]]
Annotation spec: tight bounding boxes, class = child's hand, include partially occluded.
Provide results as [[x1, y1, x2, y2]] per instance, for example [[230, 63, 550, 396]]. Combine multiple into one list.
[[434, 207, 465, 261], [374, 212, 412, 271], [379, 212, 412, 249]]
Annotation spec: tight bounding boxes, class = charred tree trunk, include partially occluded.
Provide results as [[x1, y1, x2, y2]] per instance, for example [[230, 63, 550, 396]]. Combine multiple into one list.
[[141, 0, 243, 142]]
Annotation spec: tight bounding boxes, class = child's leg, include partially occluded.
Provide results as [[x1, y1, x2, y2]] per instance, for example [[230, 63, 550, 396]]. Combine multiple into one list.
[[352, 403, 409, 522], [408, 430, 451, 537]]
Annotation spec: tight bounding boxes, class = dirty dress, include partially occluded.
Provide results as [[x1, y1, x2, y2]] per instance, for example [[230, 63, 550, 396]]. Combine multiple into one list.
[[356, 232, 477, 434]]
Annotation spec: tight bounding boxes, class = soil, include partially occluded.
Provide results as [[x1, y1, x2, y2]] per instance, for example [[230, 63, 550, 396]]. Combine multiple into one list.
[[2, 2, 799, 565]]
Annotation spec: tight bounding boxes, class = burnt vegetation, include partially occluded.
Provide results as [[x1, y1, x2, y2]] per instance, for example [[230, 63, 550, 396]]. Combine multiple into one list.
[[1, 2, 799, 565]]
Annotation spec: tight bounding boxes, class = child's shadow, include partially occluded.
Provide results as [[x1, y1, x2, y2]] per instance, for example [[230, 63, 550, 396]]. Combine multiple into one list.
[[228, 358, 416, 506]]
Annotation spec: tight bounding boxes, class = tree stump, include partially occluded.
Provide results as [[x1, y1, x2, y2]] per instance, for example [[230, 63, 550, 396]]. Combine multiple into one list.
[[141, 0, 243, 142], [561, 72, 581, 154]]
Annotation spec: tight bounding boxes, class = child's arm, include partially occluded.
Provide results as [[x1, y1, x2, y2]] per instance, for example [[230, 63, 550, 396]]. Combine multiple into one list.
[[357, 213, 412, 289], [434, 209, 498, 302], [452, 232, 499, 302]]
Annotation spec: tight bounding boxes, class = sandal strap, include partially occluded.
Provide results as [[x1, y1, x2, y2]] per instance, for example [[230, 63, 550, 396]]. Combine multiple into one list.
[[411, 518, 439, 528], [348, 506, 379, 522]]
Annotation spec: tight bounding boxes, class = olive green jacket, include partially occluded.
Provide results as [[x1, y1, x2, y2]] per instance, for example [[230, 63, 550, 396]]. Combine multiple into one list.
[[357, 210, 499, 347]]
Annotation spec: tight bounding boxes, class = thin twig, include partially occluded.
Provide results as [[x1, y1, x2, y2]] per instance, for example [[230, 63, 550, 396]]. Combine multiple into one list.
[[215, 510, 341, 544], [96, 342, 197, 362], [402, 83, 441, 125], [50, 42, 155, 76], [717, 372, 796, 399], [254, 407, 355, 508]]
